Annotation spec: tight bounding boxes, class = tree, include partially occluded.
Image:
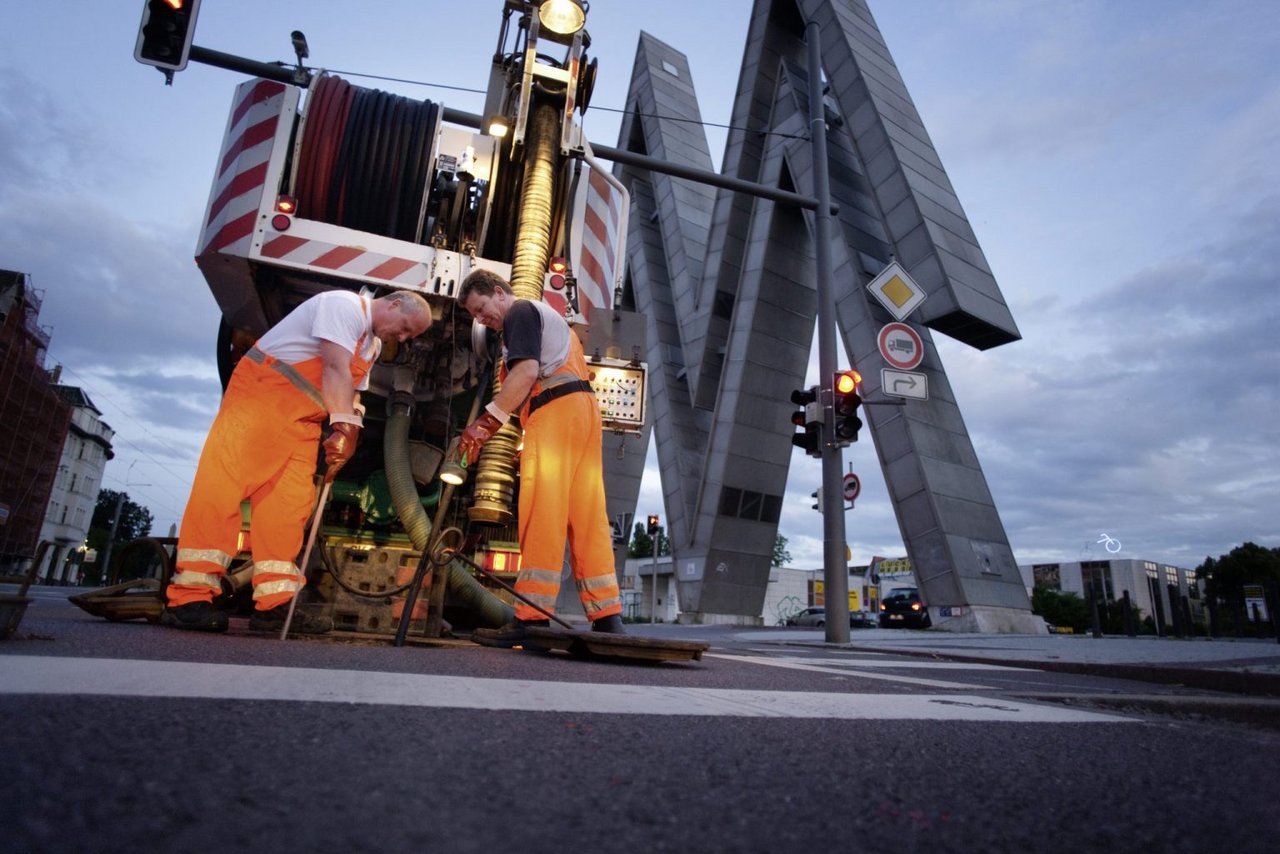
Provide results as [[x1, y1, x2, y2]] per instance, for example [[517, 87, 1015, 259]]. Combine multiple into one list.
[[87, 489, 155, 582], [773, 535, 791, 568], [630, 528, 790, 565], [1197, 542, 1280, 637], [1031, 588, 1089, 634], [627, 523, 669, 558], [1199, 542, 1280, 596]]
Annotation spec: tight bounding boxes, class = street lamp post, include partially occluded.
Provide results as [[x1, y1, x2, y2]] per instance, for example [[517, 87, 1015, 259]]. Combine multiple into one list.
[[647, 514, 660, 624], [99, 461, 150, 585]]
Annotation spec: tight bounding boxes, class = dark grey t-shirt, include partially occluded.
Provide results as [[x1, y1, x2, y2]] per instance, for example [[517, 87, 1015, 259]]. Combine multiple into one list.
[[502, 299, 571, 378]]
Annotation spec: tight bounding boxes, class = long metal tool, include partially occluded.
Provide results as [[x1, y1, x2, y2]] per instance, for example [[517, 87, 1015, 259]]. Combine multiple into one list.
[[279, 479, 332, 640]]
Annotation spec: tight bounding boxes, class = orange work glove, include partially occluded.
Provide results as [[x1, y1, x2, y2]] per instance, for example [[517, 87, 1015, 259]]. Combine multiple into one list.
[[322, 421, 361, 481], [458, 412, 503, 464]]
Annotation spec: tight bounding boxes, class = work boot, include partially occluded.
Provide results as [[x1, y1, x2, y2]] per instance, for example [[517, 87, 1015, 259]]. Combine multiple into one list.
[[249, 603, 333, 635], [590, 614, 626, 634], [472, 618, 550, 648], [161, 601, 229, 633]]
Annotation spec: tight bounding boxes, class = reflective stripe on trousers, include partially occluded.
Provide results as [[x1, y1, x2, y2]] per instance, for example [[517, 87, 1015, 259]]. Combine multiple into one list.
[[513, 566, 562, 615], [167, 355, 326, 610]]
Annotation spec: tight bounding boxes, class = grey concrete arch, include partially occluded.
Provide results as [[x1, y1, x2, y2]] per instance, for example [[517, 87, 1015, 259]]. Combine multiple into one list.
[[611, 0, 1040, 631]]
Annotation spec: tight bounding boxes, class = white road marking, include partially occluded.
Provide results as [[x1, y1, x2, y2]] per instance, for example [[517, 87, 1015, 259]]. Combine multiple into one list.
[[745, 647, 888, 656], [773, 655, 1027, 672], [707, 653, 988, 689], [0, 656, 1132, 722]]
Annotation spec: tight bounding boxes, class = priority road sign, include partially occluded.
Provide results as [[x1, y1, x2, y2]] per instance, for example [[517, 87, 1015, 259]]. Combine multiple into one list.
[[881, 368, 928, 400], [866, 261, 927, 321], [877, 322, 924, 370]]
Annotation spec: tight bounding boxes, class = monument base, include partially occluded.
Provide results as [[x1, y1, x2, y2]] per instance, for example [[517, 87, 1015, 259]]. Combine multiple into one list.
[[930, 605, 1049, 635]]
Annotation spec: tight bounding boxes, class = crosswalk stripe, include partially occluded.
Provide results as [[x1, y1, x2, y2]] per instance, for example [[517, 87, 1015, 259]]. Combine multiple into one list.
[[707, 653, 987, 689], [772, 655, 1027, 671], [0, 656, 1133, 723]]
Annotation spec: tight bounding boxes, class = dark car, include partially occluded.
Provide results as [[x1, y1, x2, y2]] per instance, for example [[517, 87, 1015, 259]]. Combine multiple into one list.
[[879, 587, 931, 629], [849, 610, 876, 629]]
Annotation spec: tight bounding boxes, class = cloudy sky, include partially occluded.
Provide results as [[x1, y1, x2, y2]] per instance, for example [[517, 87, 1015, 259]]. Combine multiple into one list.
[[2, 1, 1276, 572]]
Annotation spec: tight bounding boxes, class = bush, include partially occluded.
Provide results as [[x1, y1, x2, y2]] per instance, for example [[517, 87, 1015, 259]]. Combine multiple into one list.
[[1032, 588, 1089, 634]]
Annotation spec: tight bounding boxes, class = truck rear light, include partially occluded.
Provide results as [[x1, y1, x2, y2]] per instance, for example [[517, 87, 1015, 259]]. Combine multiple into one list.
[[275, 195, 297, 214], [548, 256, 567, 290]]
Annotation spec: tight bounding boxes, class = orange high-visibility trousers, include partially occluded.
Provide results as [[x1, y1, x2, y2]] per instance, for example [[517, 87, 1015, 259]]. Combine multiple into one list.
[[167, 355, 327, 611], [512, 341, 621, 622]]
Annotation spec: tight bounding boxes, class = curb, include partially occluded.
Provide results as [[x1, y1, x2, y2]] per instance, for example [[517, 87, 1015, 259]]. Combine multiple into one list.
[[846, 643, 1280, 697]]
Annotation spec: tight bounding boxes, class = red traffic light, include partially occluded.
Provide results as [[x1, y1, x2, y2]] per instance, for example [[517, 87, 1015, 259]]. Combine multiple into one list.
[[135, 0, 203, 72]]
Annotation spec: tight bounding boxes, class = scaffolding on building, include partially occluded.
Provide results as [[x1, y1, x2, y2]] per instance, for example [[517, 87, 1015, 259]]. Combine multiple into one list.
[[0, 270, 72, 573]]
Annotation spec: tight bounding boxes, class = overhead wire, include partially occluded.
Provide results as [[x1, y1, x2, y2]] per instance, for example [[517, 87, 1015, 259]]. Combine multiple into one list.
[[311, 65, 810, 141]]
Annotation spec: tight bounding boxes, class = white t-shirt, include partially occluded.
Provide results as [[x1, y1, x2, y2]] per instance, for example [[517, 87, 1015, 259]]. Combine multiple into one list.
[[255, 290, 381, 389]]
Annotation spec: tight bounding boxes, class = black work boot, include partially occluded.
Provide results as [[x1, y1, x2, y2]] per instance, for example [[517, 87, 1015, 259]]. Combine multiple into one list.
[[249, 603, 333, 635], [161, 601, 229, 633], [472, 618, 551, 648], [590, 614, 626, 634]]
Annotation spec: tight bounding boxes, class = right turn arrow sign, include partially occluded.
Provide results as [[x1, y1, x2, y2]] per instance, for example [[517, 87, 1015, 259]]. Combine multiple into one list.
[[881, 368, 929, 400]]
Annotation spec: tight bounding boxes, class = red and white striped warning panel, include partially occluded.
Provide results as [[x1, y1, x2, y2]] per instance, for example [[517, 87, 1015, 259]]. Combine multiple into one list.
[[258, 228, 437, 292], [198, 79, 296, 258], [254, 219, 509, 300], [569, 154, 627, 321]]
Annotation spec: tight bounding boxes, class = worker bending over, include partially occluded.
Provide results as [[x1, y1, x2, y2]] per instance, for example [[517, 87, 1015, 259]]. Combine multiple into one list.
[[163, 289, 433, 633], [458, 269, 625, 644]]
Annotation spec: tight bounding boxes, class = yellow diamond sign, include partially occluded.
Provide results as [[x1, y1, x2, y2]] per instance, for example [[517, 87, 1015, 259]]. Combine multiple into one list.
[[867, 261, 926, 321]]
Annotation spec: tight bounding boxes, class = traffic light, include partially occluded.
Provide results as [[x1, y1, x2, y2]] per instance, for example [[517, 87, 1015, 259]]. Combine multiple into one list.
[[789, 386, 821, 457], [646, 514, 660, 535], [810, 488, 822, 513], [832, 369, 863, 446], [135, 0, 203, 72]]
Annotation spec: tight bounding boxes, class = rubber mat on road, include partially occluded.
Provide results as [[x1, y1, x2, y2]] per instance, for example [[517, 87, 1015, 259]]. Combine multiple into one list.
[[473, 626, 707, 663]]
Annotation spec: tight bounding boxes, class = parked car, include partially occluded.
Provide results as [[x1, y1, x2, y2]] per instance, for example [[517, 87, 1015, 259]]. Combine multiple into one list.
[[879, 587, 931, 628], [786, 606, 827, 627], [786, 607, 877, 628]]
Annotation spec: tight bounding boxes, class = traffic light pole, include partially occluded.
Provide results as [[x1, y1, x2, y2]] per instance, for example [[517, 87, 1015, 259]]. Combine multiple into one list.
[[807, 21, 849, 645]]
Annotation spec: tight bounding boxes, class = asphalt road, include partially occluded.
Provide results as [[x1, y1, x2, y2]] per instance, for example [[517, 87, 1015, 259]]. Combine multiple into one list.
[[3, 591, 1277, 853]]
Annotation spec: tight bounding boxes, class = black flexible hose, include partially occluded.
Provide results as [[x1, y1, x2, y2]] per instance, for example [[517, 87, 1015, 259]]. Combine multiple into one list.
[[383, 393, 512, 629]]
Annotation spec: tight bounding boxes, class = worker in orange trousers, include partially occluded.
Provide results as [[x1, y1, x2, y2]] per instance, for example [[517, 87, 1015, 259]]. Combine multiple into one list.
[[457, 269, 624, 647], [162, 289, 432, 633]]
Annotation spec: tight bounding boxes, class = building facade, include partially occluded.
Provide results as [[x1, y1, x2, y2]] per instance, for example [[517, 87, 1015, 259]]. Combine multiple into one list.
[[1019, 559, 1201, 634], [35, 386, 115, 584], [0, 270, 72, 575]]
